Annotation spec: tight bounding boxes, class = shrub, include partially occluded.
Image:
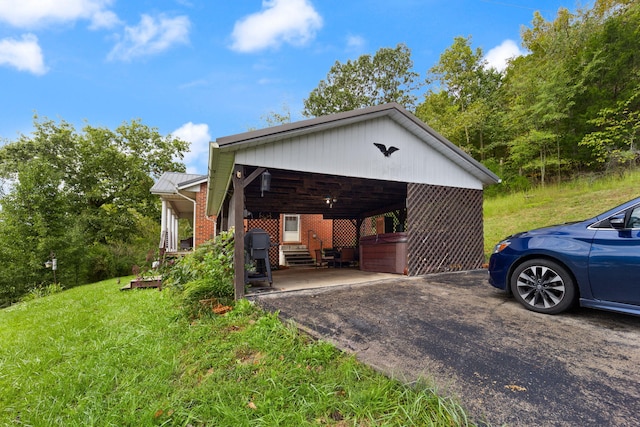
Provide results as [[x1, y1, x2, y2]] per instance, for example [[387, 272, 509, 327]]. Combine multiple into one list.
[[163, 230, 235, 317], [87, 243, 116, 282], [19, 282, 65, 303]]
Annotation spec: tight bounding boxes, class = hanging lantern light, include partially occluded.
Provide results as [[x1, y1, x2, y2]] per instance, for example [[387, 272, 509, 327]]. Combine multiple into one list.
[[260, 170, 271, 197]]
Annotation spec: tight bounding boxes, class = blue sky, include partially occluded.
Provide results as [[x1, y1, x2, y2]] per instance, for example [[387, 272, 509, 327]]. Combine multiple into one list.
[[0, 0, 583, 174]]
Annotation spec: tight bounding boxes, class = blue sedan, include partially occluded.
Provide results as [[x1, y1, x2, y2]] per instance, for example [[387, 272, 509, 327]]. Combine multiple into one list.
[[488, 197, 640, 316]]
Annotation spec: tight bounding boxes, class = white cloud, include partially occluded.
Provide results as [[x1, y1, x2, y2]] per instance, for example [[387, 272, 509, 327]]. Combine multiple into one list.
[[0, 0, 118, 29], [0, 34, 47, 75], [346, 34, 366, 52], [178, 79, 208, 90], [107, 14, 190, 61], [484, 39, 526, 73], [88, 9, 120, 30], [172, 122, 211, 173], [230, 0, 323, 53]]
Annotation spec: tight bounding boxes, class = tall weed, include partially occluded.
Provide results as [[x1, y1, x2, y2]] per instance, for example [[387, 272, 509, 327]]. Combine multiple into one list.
[[19, 282, 64, 302]]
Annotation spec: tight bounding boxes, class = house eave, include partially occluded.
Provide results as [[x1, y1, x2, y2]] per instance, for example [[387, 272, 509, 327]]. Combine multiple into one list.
[[206, 143, 235, 217]]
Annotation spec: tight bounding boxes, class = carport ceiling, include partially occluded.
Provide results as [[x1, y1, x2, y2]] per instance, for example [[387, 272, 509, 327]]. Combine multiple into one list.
[[241, 166, 407, 219]]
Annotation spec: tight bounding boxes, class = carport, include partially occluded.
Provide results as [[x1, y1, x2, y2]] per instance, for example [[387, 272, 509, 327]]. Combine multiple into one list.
[[206, 103, 500, 298]]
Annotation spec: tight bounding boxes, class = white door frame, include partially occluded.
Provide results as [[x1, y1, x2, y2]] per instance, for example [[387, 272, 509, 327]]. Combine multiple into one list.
[[283, 214, 300, 242]]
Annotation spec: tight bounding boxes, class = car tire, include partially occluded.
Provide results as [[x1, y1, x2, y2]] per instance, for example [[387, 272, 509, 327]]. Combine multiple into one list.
[[510, 259, 576, 315]]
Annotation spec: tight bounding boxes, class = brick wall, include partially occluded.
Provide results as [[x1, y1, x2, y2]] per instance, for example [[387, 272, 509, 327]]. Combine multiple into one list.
[[293, 214, 333, 252], [195, 182, 216, 246]]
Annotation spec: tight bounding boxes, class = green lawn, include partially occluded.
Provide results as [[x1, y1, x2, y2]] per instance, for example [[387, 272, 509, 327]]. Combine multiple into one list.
[[0, 278, 470, 426], [484, 170, 640, 256], [4, 169, 638, 426]]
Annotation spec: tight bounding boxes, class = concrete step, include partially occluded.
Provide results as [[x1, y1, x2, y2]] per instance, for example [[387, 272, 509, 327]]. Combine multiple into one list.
[[281, 244, 315, 267]]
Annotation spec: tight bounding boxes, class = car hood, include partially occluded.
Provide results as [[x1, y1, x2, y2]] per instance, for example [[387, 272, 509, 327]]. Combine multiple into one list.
[[508, 219, 591, 240]]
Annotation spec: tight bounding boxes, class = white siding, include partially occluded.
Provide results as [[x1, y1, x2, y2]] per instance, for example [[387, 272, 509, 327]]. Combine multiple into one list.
[[235, 117, 483, 190]]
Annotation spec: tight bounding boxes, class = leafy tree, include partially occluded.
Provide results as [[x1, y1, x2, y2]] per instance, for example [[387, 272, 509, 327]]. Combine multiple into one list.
[[261, 103, 292, 127], [580, 83, 640, 169], [418, 1, 639, 187], [501, 53, 571, 184], [503, 7, 596, 184], [0, 117, 188, 305], [415, 91, 461, 142], [0, 158, 71, 303], [572, 1, 640, 165], [425, 36, 486, 111], [303, 43, 422, 117], [417, 36, 504, 160]]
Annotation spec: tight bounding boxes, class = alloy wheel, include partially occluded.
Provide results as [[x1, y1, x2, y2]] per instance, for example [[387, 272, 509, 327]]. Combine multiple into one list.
[[515, 265, 566, 310]]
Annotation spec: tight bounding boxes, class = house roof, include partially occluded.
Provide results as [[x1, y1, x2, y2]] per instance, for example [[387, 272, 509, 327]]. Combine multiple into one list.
[[151, 172, 207, 195], [206, 103, 501, 217], [151, 172, 207, 219]]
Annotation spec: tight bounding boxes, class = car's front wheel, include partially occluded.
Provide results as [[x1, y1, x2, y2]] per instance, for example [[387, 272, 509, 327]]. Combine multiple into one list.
[[510, 259, 576, 314]]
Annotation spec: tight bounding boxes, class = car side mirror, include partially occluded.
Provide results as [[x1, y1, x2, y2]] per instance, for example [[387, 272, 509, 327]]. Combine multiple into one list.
[[610, 216, 626, 229]]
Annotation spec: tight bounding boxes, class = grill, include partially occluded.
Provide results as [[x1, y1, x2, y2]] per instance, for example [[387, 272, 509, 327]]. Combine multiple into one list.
[[244, 228, 273, 286]]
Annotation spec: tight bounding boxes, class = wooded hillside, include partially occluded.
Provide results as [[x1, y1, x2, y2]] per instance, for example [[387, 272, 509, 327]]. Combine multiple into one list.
[[416, 0, 639, 191]]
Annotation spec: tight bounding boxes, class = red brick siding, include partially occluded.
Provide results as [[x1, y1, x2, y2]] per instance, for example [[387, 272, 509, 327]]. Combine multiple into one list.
[[281, 214, 333, 251], [195, 182, 216, 246]]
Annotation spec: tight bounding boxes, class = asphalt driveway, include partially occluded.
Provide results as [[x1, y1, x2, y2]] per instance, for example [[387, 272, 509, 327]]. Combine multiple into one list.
[[250, 269, 640, 427]]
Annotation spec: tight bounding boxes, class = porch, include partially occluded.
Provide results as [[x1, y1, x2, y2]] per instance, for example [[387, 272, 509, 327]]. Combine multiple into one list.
[[150, 172, 215, 256]]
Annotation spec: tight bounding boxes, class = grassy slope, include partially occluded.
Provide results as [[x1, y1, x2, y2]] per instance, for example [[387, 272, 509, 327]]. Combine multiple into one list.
[[484, 170, 640, 256], [2, 170, 637, 426], [0, 278, 469, 426], [0, 279, 185, 426]]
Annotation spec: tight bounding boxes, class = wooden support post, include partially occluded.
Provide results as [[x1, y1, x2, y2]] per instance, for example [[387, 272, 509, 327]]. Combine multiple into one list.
[[232, 165, 246, 300]]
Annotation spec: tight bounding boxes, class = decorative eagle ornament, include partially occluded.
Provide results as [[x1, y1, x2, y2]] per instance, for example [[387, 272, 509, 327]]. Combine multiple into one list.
[[373, 143, 399, 157]]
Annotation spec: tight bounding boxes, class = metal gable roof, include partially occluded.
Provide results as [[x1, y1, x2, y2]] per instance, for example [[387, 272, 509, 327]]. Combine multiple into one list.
[[151, 172, 207, 195], [216, 104, 394, 149], [176, 176, 207, 191], [215, 103, 499, 183], [151, 172, 208, 220], [206, 103, 501, 217]]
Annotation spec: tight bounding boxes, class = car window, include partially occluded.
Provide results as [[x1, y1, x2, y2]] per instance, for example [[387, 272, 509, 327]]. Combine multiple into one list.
[[592, 216, 618, 229], [628, 207, 640, 229], [591, 204, 640, 229]]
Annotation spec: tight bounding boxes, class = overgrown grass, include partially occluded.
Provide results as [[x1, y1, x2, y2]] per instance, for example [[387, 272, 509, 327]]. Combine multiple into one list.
[[484, 169, 640, 255], [0, 278, 471, 426]]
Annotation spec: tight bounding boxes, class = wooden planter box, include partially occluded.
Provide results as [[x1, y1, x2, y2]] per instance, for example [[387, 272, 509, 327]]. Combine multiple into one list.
[[126, 276, 162, 290], [359, 232, 408, 274]]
